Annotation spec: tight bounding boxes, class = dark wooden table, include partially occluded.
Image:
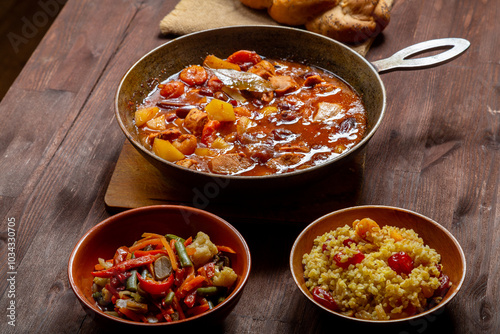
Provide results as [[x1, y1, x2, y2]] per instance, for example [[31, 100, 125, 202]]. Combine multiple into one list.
[[1, 0, 498, 333]]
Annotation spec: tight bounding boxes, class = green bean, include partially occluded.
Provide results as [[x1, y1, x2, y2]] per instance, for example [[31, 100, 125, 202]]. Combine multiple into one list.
[[163, 291, 175, 305], [166, 234, 186, 243], [126, 269, 138, 292], [92, 292, 102, 299], [174, 240, 193, 267], [196, 286, 219, 296]]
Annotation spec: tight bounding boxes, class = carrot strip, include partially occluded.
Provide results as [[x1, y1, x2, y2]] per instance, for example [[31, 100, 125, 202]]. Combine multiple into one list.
[[178, 275, 205, 298], [184, 236, 193, 247], [172, 296, 185, 320], [186, 247, 196, 256], [216, 245, 237, 254], [160, 236, 178, 271], [133, 249, 169, 257], [141, 232, 163, 238], [94, 264, 105, 271], [129, 238, 163, 252], [134, 234, 162, 244]]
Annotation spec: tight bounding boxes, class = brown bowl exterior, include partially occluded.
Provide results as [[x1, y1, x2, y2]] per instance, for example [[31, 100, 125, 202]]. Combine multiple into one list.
[[68, 205, 251, 328], [290, 205, 466, 323], [115, 25, 385, 192]]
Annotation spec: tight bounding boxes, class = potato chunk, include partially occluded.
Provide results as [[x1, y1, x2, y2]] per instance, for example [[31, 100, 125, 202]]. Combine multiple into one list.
[[152, 137, 185, 162], [205, 99, 236, 122], [135, 106, 159, 126]]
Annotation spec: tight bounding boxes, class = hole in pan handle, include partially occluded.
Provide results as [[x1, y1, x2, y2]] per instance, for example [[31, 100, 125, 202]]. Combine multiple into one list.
[[371, 38, 470, 74]]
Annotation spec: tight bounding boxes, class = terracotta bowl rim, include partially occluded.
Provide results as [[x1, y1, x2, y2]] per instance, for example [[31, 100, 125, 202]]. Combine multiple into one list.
[[68, 204, 252, 326], [289, 204, 466, 323]]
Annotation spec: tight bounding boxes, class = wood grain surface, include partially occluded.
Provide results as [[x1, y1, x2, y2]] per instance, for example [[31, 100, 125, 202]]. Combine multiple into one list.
[[0, 0, 498, 333]]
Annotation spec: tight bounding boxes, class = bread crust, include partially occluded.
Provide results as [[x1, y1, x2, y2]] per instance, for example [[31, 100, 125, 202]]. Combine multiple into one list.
[[240, 0, 391, 43], [306, 0, 391, 44], [268, 0, 339, 26]]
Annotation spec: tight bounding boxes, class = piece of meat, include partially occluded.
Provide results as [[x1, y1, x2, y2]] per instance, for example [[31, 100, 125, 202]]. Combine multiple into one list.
[[176, 158, 198, 169], [267, 152, 304, 170], [152, 128, 182, 142], [279, 141, 310, 153], [303, 74, 325, 87], [208, 153, 253, 175], [172, 134, 198, 155], [313, 102, 344, 122], [183, 108, 208, 136], [269, 75, 299, 95], [248, 60, 276, 79]]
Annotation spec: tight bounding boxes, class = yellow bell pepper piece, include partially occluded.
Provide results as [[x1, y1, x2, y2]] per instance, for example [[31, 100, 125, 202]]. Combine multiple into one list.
[[203, 55, 240, 71]]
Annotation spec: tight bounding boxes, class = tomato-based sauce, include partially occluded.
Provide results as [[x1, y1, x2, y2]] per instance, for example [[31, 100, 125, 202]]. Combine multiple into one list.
[[134, 50, 366, 176]]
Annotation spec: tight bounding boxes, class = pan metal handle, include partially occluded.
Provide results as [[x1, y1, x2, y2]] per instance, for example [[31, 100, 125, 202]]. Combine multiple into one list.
[[371, 38, 470, 73]]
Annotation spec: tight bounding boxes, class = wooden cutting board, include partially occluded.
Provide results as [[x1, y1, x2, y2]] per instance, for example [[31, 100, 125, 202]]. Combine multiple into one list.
[[104, 140, 367, 223]]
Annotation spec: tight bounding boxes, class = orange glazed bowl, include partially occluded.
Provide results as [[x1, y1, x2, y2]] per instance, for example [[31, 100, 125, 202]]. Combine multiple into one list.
[[68, 205, 251, 328], [290, 205, 466, 323]]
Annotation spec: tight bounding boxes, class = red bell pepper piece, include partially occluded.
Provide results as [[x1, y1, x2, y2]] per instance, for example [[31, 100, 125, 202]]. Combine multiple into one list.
[[197, 262, 215, 280], [184, 290, 197, 308], [91, 254, 156, 277], [333, 251, 365, 269], [113, 246, 130, 265], [311, 287, 339, 311], [118, 307, 146, 322], [174, 268, 186, 287], [388, 251, 414, 276], [136, 272, 174, 295], [201, 120, 220, 145]]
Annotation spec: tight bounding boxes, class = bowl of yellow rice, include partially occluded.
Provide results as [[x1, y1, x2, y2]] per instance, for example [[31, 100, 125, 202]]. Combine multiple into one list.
[[290, 205, 465, 322]]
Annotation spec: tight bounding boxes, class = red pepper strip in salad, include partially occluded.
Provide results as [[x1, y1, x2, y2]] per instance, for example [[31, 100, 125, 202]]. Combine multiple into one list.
[[311, 287, 339, 311], [136, 272, 174, 295], [91, 254, 156, 277], [119, 307, 146, 322], [197, 262, 216, 281], [184, 290, 197, 308], [187, 303, 211, 316], [216, 245, 236, 254], [113, 246, 130, 265]]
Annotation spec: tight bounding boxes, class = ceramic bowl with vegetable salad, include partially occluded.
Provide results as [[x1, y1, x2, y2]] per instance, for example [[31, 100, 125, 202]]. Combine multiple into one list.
[[91, 231, 238, 323], [68, 205, 251, 328]]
